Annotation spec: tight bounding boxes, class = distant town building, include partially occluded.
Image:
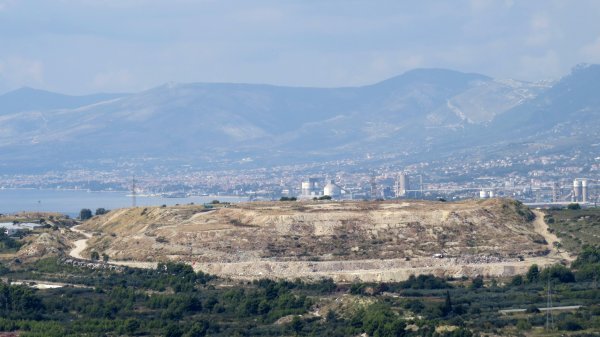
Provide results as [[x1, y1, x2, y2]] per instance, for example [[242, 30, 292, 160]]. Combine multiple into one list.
[[383, 186, 394, 199], [300, 178, 321, 198], [394, 173, 409, 197], [478, 190, 496, 199]]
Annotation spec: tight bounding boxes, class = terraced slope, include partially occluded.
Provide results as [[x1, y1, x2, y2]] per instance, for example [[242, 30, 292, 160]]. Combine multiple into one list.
[[75, 199, 558, 281]]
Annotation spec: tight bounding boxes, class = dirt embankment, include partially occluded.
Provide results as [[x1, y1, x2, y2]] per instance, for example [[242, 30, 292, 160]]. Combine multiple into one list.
[[73, 199, 567, 281]]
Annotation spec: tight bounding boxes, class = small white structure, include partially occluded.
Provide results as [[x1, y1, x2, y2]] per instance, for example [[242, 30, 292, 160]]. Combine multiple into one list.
[[0, 222, 37, 236], [4, 227, 20, 236]]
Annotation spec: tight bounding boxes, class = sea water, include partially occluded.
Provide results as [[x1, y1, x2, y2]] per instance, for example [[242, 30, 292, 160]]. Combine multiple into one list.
[[0, 188, 246, 217]]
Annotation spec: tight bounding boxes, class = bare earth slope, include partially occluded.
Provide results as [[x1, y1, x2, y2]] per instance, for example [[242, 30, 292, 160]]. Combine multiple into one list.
[[79, 199, 562, 281]]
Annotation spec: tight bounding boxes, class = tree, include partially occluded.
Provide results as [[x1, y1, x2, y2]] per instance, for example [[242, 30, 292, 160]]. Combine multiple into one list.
[[526, 264, 540, 283], [124, 318, 140, 335], [510, 275, 524, 286], [164, 323, 183, 337], [326, 309, 337, 322], [102, 253, 109, 262], [442, 290, 453, 316], [470, 276, 484, 289], [95, 208, 108, 216], [540, 264, 575, 283], [185, 321, 208, 337], [79, 209, 93, 220], [90, 251, 100, 261], [559, 320, 583, 331], [290, 316, 303, 334], [568, 203, 581, 210]]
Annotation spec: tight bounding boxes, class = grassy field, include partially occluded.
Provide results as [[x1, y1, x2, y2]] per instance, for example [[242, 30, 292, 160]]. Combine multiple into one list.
[[546, 207, 600, 254]]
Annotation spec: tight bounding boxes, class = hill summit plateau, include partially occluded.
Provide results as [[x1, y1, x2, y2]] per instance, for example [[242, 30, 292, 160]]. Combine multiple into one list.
[[78, 199, 563, 281]]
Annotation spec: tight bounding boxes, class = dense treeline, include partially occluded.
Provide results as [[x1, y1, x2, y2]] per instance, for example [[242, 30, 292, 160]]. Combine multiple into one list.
[[0, 245, 598, 336], [0, 283, 42, 319], [0, 259, 336, 336]]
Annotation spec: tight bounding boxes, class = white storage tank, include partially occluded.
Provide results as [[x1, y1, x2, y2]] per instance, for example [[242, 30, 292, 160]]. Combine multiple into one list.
[[323, 180, 342, 198]]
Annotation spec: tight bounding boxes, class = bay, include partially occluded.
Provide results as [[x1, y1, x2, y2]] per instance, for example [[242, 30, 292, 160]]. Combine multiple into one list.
[[0, 189, 247, 217]]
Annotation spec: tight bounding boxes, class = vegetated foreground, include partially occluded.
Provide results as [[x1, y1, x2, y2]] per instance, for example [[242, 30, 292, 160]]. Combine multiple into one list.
[[79, 199, 564, 281], [1, 203, 599, 336], [545, 207, 600, 254]]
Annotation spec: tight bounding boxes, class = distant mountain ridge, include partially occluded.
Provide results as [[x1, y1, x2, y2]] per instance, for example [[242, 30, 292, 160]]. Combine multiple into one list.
[[0, 65, 598, 172], [0, 87, 126, 116]]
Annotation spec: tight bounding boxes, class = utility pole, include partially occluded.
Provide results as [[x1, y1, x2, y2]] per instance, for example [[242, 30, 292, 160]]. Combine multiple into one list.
[[370, 175, 378, 200], [132, 176, 137, 208]]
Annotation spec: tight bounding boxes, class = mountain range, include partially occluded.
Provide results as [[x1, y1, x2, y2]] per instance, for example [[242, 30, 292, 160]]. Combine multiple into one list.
[[1, 64, 599, 173]]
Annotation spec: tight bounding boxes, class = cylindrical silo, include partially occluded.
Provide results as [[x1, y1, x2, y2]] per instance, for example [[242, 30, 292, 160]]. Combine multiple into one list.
[[574, 180, 582, 202]]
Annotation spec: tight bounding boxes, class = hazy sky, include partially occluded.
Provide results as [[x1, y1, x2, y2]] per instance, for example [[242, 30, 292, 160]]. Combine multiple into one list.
[[1, 0, 600, 94]]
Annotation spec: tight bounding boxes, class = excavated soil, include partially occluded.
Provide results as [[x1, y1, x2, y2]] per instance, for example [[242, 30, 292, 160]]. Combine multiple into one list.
[[78, 199, 564, 281]]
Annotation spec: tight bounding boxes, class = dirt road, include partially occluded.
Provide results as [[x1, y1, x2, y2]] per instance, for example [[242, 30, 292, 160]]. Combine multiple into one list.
[[68, 225, 92, 260], [68, 225, 157, 268], [531, 210, 572, 261]]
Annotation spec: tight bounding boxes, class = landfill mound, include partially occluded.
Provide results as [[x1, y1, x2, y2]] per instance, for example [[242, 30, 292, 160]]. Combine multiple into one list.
[[79, 199, 554, 281]]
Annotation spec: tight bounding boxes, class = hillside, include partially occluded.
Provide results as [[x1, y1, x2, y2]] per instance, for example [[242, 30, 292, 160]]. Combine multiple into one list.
[[488, 64, 600, 139], [78, 199, 562, 281], [3, 65, 599, 173], [0, 67, 554, 171], [0, 87, 125, 116]]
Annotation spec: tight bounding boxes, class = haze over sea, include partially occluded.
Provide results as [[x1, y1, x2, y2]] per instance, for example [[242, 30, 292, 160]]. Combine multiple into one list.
[[0, 189, 245, 217]]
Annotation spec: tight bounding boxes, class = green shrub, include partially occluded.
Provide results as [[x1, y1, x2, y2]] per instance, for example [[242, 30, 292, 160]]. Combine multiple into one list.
[[559, 319, 583, 331]]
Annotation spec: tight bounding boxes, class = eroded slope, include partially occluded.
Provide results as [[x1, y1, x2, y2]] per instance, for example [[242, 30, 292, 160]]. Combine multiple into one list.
[[81, 199, 545, 265]]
